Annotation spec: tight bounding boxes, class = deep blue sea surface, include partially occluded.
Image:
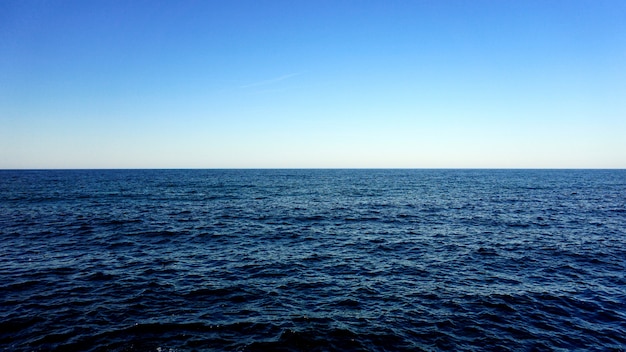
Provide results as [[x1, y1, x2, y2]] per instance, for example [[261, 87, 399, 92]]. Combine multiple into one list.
[[1, 169, 625, 351]]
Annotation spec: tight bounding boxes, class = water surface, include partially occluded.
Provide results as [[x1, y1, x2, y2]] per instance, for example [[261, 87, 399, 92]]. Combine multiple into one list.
[[1, 169, 625, 351]]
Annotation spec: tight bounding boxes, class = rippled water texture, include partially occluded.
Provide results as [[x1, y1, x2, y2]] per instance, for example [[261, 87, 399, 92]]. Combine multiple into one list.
[[1, 169, 625, 351]]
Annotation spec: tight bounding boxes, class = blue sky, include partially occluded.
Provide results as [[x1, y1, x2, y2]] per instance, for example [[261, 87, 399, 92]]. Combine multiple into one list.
[[1, 0, 625, 168]]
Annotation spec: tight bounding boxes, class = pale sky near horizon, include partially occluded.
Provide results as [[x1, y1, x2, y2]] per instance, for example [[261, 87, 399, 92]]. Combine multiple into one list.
[[1, 0, 625, 168]]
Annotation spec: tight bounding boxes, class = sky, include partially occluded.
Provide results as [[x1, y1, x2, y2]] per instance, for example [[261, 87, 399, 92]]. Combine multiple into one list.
[[1, 0, 625, 169]]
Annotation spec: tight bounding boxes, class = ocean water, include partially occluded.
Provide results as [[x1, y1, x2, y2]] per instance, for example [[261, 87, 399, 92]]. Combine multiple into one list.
[[1, 169, 625, 351]]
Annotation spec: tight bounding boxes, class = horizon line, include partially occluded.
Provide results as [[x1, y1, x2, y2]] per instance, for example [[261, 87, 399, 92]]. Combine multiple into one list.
[[1, 167, 624, 171]]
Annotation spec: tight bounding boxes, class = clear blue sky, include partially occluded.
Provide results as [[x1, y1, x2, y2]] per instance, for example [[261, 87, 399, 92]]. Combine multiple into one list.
[[1, 0, 625, 168]]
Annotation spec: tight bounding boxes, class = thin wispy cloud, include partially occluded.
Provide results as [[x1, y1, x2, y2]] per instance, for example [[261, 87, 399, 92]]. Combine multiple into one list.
[[240, 72, 303, 89]]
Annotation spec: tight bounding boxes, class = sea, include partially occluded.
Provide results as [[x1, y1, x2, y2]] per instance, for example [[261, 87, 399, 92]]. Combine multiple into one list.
[[1, 169, 625, 351]]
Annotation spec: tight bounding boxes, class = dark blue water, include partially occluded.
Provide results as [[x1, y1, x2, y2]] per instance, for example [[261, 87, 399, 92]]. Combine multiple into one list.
[[1, 169, 625, 351]]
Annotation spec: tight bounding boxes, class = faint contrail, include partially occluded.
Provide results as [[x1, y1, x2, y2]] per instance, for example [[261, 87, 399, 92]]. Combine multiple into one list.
[[240, 72, 303, 89]]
